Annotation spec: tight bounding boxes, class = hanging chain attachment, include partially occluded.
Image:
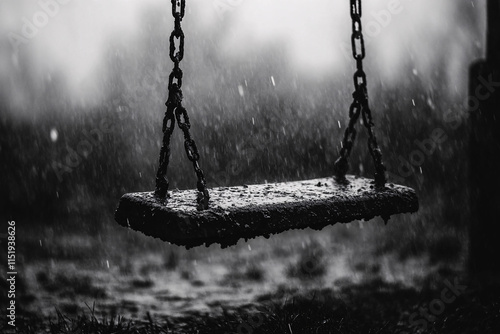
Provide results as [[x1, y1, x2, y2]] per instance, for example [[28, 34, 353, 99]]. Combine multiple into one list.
[[156, 0, 210, 210], [334, 0, 386, 187]]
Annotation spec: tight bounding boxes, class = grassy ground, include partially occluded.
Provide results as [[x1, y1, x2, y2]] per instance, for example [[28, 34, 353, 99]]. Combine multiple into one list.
[[2, 194, 498, 333], [6, 276, 500, 333]]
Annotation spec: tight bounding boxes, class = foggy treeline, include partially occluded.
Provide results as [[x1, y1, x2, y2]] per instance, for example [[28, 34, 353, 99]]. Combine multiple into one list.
[[0, 0, 483, 226]]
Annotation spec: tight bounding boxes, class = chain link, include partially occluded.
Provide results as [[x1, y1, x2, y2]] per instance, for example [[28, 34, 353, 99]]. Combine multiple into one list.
[[156, 0, 210, 210], [334, 0, 386, 187]]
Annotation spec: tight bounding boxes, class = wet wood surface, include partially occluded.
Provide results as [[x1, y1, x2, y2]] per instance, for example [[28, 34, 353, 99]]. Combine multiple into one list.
[[115, 175, 419, 248]]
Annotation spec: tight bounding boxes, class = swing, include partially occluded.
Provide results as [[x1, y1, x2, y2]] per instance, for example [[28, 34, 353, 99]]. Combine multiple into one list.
[[114, 0, 419, 249]]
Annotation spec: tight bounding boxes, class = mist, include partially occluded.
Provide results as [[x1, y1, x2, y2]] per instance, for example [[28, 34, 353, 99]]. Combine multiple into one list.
[[0, 0, 484, 119], [3, 1, 498, 330]]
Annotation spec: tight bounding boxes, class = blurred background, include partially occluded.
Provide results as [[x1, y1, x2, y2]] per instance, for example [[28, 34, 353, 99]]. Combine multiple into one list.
[[0, 0, 488, 326]]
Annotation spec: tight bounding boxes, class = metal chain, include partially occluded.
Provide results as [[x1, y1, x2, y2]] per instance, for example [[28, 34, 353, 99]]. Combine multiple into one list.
[[334, 0, 386, 187], [155, 0, 210, 210]]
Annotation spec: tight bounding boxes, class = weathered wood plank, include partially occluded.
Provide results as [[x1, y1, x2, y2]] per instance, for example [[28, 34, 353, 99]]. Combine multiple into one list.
[[114, 175, 419, 248]]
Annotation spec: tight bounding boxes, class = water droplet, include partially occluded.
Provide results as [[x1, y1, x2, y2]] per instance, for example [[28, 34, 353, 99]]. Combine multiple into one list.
[[50, 128, 58, 142]]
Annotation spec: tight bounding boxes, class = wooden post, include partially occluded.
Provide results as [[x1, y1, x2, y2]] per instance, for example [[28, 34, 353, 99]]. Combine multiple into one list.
[[469, 0, 500, 281]]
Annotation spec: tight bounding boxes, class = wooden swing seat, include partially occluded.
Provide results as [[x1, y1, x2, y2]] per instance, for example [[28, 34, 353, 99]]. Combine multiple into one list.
[[114, 175, 418, 248]]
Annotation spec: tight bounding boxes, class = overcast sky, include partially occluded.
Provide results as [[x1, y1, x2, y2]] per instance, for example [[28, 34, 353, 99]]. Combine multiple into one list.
[[0, 0, 485, 116]]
